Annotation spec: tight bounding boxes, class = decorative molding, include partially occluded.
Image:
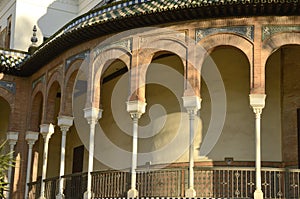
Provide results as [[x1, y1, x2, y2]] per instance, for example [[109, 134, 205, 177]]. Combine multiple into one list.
[[0, 81, 16, 94], [196, 26, 254, 42], [262, 25, 300, 41], [93, 38, 132, 58], [32, 75, 45, 90], [65, 50, 90, 71]]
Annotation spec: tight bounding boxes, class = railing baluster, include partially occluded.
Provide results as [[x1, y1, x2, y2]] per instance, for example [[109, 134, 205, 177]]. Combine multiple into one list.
[[28, 166, 300, 199]]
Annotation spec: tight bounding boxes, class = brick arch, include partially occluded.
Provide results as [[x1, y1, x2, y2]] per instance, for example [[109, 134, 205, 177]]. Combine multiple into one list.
[[89, 47, 131, 108], [0, 87, 14, 110], [64, 70, 79, 116], [65, 59, 83, 84], [30, 91, 43, 131], [262, 32, 300, 69], [63, 59, 83, 116], [32, 82, 45, 102], [47, 71, 63, 92], [139, 38, 187, 78], [0, 88, 14, 131], [45, 81, 61, 124], [137, 37, 192, 98], [199, 33, 253, 89]]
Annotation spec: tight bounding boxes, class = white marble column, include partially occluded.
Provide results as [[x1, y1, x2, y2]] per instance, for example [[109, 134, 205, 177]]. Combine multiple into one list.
[[83, 107, 102, 199], [25, 131, 39, 199], [250, 94, 266, 199], [6, 131, 19, 199], [39, 124, 55, 199], [56, 116, 74, 199], [182, 96, 201, 197], [126, 100, 146, 198]]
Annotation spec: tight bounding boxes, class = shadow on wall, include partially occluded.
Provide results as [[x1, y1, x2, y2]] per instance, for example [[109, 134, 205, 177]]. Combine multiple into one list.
[[37, 0, 77, 42]]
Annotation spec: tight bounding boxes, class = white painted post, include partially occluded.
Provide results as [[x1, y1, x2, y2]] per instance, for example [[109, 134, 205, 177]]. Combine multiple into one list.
[[249, 94, 266, 199], [56, 116, 74, 199], [39, 124, 55, 199], [126, 100, 146, 198], [182, 96, 201, 197], [6, 131, 19, 199], [83, 108, 102, 199], [25, 131, 39, 199]]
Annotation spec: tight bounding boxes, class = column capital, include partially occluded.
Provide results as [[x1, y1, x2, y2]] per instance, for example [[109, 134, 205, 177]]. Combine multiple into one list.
[[249, 94, 266, 114], [25, 131, 39, 146], [126, 100, 147, 119], [83, 107, 102, 124], [40, 124, 55, 140], [57, 115, 74, 132], [6, 131, 19, 146], [182, 95, 201, 114]]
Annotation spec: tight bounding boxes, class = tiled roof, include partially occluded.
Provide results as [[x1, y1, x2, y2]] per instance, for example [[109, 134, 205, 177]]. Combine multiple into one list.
[[6, 0, 300, 76], [0, 49, 29, 74]]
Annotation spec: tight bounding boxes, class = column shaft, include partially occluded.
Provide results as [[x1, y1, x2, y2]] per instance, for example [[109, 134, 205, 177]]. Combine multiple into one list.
[[188, 112, 195, 189], [86, 120, 96, 199], [131, 117, 138, 190], [40, 137, 50, 198], [7, 144, 14, 199], [25, 144, 34, 199], [255, 111, 262, 191], [58, 130, 67, 197]]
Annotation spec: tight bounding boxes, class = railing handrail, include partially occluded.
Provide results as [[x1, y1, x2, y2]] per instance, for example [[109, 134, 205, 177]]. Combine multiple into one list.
[[28, 166, 300, 199], [62, 171, 88, 178]]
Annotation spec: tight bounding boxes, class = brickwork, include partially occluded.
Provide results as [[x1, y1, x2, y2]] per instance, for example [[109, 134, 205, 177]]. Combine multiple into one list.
[[1, 16, 300, 198]]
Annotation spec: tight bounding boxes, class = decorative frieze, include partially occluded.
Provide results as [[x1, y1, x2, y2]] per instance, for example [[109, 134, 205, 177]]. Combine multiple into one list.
[[0, 81, 16, 94], [262, 25, 300, 41], [65, 50, 90, 71], [196, 26, 254, 42], [32, 75, 45, 90]]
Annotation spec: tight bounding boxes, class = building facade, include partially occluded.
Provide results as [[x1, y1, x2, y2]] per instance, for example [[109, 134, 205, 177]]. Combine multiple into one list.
[[0, 0, 300, 199]]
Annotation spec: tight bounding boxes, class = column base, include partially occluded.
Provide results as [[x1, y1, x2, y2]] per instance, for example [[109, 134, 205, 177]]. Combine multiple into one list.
[[127, 188, 138, 198], [83, 191, 93, 199], [185, 187, 196, 197], [56, 193, 65, 199], [254, 189, 264, 199]]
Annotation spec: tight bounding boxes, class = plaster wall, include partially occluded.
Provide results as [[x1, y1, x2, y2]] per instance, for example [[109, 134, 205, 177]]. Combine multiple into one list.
[[202, 47, 282, 162]]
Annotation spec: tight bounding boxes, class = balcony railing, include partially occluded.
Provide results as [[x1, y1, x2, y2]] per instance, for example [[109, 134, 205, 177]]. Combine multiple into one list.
[[28, 167, 300, 199]]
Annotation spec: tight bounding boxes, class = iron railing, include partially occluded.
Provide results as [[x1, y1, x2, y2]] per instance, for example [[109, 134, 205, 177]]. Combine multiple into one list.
[[27, 167, 300, 199]]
